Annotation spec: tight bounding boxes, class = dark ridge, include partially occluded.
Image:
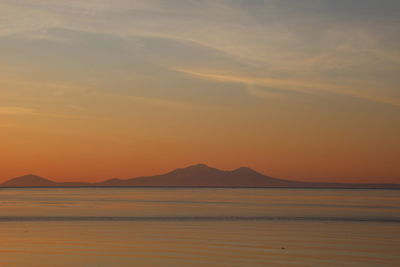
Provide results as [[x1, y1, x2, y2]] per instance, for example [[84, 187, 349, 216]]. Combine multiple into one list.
[[1, 174, 56, 187], [1, 164, 399, 189]]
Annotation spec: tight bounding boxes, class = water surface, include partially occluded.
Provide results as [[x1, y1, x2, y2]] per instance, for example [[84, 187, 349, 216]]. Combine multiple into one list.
[[0, 188, 399, 266]]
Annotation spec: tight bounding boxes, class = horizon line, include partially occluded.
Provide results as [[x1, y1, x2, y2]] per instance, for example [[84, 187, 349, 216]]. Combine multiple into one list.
[[1, 163, 399, 187]]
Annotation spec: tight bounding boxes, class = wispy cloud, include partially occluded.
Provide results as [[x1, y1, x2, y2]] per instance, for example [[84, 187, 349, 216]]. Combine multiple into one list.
[[0, 106, 35, 115], [177, 68, 400, 107], [1, 0, 399, 107], [128, 95, 204, 111]]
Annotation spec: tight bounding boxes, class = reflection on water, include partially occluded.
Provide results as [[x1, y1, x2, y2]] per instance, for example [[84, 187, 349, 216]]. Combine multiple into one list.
[[1, 188, 399, 219], [0, 188, 399, 266]]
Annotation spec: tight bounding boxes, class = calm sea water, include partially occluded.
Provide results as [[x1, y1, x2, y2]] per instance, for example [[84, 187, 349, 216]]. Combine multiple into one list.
[[0, 188, 399, 266]]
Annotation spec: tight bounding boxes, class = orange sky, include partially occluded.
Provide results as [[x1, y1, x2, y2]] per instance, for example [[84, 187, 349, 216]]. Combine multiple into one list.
[[1, 1, 399, 183]]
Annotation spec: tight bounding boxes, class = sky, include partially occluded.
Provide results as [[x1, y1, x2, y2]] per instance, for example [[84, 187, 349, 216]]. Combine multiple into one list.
[[1, 0, 399, 183]]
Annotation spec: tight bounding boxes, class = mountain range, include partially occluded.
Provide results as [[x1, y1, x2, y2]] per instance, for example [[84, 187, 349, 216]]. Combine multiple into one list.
[[1, 164, 399, 189]]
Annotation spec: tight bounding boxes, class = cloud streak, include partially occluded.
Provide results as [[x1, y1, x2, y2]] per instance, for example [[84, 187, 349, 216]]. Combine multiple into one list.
[[177, 69, 400, 107], [1, 0, 399, 107], [0, 107, 35, 115]]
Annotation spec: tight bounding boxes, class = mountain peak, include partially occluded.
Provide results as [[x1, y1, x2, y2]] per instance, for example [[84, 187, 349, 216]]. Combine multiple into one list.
[[186, 163, 211, 169], [171, 163, 220, 174], [18, 174, 44, 179], [1, 174, 56, 187], [121, 163, 287, 187]]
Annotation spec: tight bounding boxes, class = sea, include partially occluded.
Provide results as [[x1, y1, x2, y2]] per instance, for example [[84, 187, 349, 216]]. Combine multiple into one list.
[[0, 187, 399, 266]]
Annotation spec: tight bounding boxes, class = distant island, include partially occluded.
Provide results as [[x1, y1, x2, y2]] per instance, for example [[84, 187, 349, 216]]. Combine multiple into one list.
[[1, 164, 399, 189]]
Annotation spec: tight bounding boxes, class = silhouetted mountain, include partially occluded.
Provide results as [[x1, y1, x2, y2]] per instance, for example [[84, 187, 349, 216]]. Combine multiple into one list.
[[1, 165, 399, 188], [96, 164, 399, 188], [1, 174, 57, 187], [0, 174, 92, 187], [98, 163, 289, 187]]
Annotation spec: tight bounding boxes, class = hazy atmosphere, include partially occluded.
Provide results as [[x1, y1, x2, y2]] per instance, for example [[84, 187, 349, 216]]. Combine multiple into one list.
[[1, 0, 399, 183]]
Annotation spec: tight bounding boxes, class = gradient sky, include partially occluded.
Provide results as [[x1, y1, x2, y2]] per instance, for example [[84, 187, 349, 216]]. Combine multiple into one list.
[[1, 0, 399, 183]]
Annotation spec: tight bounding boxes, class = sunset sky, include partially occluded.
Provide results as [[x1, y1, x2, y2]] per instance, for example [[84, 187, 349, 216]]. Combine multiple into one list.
[[1, 0, 399, 183]]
